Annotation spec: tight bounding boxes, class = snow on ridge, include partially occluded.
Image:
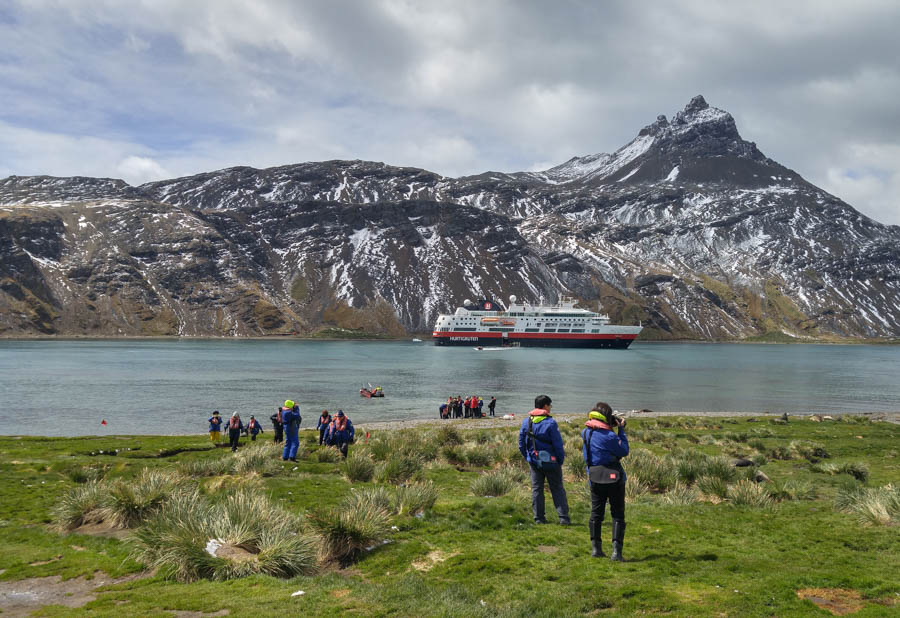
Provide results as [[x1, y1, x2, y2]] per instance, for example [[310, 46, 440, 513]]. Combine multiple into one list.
[[665, 166, 680, 182]]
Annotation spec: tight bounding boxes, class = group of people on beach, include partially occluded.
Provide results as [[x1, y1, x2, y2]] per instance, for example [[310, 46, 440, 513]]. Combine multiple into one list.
[[439, 395, 497, 419], [207, 401, 355, 460]]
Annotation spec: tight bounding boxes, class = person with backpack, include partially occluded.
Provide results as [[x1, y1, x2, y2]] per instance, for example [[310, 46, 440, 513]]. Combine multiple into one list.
[[325, 410, 354, 459], [517, 394, 570, 525], [208, 410, 223, 444], [582, 403, 629, 561], [316, 410, 332, 445], [246, 415, 264, 441], [281, 400, 302, 462], [227, 412, 245, 452], [270, 407, 284, 444]]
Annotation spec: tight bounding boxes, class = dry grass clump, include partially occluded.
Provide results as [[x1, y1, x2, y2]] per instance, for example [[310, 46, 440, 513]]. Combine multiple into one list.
[[463, 444, 494, 467], [232, 443, 281, 476], [53, 481, 107, 531], [697, 475, 729, 500], [565, 456, 587, 480], [375, 453, 424, 484], [810, 461, 870, 482], [66, 465, 109, 484], [100, 469, 188, 529], [661, 482, 702, 505], [834, 484, 900, 525], [132, 489, 317, 582], [626, 449, 677, 492], [343, 486, 393, 514], [342, 453, 376, 483], [769, 480, 817, 502], [315, 447, 344, 463], [624, 475, 650, 501], [309, 495, 392, 565], [471, 467, 521, 497], [179, 458, 228, 477], [788, 440, 830, 461], [394, 481, 438, 516], [727, 479, 775, 509], [435, 425, 463, 446], [441, 444, 468, 465]]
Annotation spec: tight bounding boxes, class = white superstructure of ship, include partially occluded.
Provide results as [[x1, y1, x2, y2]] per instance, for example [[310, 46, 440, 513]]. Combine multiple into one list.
[[432, 295, 642, 348]]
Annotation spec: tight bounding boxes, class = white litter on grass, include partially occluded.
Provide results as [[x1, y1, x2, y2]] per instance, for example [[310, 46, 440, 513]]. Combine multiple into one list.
[[480, 600, 487, 606], [291, 590, 305, 597], [365, 539, 393, 552], [292, 466, 298, 471], [390, 526, 399, 531], [205, 538, 224, 557]]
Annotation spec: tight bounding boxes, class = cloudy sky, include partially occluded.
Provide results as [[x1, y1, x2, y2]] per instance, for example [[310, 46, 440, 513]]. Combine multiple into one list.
[[1, 1, 899, 224]]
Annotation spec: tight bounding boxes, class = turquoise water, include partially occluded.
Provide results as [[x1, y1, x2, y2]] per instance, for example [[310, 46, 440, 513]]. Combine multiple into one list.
[[1, 340, 899, 436]]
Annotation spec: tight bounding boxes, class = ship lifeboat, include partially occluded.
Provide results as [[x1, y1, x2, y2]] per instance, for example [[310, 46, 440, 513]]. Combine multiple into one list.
[[500, 318, 516, 326], [481, 317, 500, 324]]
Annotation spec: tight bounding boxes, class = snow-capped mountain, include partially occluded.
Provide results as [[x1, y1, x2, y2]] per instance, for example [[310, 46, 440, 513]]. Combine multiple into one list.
[[2, 95, 899, 339]]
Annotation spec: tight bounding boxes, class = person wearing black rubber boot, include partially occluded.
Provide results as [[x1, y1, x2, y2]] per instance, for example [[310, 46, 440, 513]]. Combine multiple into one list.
[[581, 402, 629, 561]]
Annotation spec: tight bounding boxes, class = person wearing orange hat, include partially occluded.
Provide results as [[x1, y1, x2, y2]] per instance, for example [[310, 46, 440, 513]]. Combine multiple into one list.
[[281, 399, 302, 461], [582, 402, 629, 561]]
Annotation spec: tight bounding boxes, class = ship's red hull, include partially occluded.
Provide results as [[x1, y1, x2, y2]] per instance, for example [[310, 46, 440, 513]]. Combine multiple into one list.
[[432, 331, 638, 349]]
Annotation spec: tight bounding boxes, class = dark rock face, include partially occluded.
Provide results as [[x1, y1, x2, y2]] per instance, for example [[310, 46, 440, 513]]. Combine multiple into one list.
[[2, 95, 900, 339]]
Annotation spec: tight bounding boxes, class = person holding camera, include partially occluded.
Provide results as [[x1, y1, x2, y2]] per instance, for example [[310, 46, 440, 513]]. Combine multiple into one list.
[[518, 394, 570, 525], [582, 402, 629, 561]]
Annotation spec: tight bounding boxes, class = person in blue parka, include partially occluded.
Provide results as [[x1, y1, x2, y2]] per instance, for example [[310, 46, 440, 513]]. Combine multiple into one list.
[[518, 394, 570, 525], [281, 400, 302, 461], [326, 410, 354, 459], [581, 402, 629, 561], [246, 415, 264, 441]]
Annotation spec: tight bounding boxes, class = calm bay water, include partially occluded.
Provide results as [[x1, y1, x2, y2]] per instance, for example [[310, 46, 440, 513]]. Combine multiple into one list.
[[1, 339, 899, 436]]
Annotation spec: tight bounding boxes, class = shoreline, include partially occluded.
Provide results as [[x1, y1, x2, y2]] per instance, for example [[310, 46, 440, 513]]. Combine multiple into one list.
[[5, 410, 897, 438], [2, 334, 899, 345]]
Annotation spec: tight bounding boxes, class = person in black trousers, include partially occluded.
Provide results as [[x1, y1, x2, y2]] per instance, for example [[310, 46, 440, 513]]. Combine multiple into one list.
[[581, 402, 629, 561], [270, 407, 284, 444], [488, 396, 497, 417]]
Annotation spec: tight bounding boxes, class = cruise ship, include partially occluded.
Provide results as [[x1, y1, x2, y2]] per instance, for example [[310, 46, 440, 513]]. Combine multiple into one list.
[[432, 296, 642, 348]]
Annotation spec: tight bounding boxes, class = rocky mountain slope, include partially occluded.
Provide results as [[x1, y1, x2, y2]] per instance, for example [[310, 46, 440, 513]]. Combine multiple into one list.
[[2, 95, 899, 339]]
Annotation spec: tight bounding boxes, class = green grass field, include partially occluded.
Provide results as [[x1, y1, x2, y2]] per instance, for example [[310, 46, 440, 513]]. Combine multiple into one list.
[[1, 415, 898, 616]]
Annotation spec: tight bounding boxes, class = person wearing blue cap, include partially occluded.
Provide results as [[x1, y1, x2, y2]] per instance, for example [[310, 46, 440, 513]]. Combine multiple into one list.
[[281, 400, 302, 462]]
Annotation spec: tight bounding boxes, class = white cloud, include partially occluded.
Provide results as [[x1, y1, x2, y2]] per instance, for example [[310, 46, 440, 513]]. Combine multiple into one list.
[[115, 156, 169, 185], [1, 1, 899, 223]]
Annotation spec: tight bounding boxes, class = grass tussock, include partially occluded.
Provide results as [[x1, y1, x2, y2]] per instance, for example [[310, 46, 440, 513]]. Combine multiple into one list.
[[232, 442, 281, 476], [308, 501, 392, 565], [100, 469, 188, 529], [132, 489, 317, 582], [315, 447, 344, 463], [727, 479, 775, 509], [471, 467, 521, 497], [810, 461, 870, 482], [376, 453, 424, 484], [178, 458, 228, 477], [342, 453, 376, 483], [394, 481, 439, 516], [834, 484, 900, 525], [661, 482, 702, 505], [52, 481, 107, 531], [66, 464, 109, 484]]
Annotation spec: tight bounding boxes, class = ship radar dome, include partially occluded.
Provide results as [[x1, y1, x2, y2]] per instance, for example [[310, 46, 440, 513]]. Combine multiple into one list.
[[509, 295, 517, 304], [463, 299, 473, 307]]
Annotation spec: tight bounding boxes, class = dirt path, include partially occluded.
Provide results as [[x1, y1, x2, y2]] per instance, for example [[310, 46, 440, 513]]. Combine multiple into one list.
[[0, 571, 146, 617]]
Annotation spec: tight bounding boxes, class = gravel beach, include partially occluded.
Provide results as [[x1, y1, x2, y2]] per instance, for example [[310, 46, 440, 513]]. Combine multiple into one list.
[[352, 410, 900, 432]]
